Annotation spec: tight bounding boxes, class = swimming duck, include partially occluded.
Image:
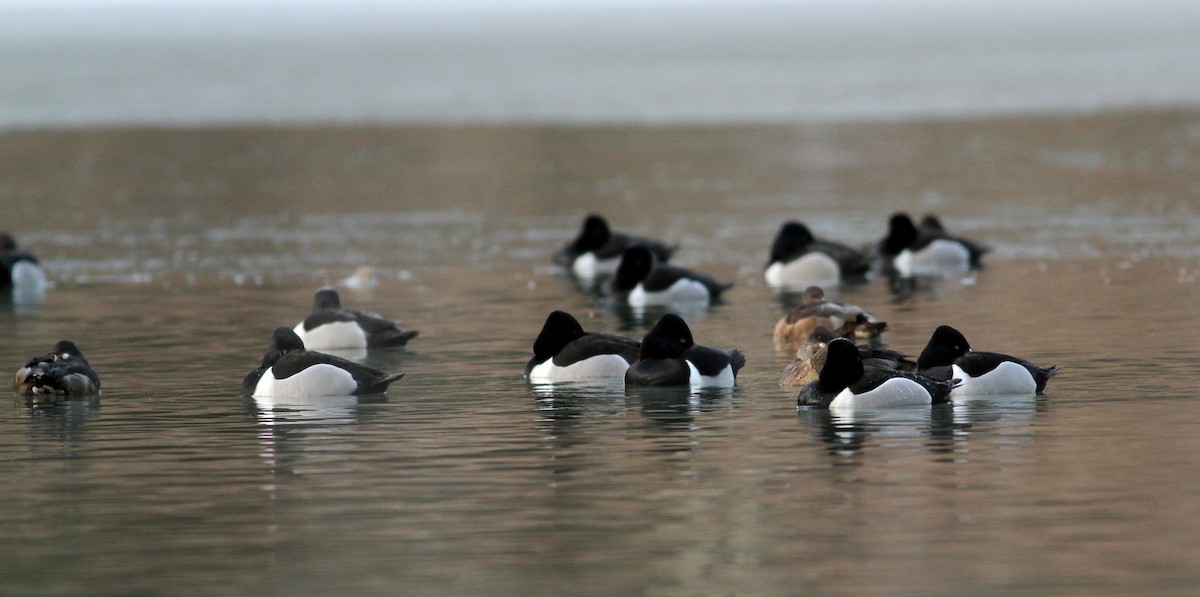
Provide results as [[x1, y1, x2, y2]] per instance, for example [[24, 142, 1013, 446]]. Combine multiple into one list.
[[764, 221, 870, 289], [917, 325, 1060, 395], [0, 233, 47, 291], [14, 340, 101, 398], [525, 310, 640, 382], [781, 326, 916, 386], [553, 214, 676, 279], [624, 313, 745, 387], [242, 327, 405, 397], [773, 286, 885, 343], [875, 212, 989, 276], [797, 338, 955, 409], [602, 246, 733, 307], [293, 287, 418, 350]]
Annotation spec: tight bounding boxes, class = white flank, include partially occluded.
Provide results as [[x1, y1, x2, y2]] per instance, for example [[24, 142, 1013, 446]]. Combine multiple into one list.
[[764, 252, 841, 289], [686, 360, 736, 388], [895, 240, 970, 276], [829, 377, 931, 409], [528, 354, 631, 382], [951, 362, 1036, 396], [10, 261, 47, 290], [571, 252, 620, 279], [293, 320, 368, 350], [253, 364, 359, 397], [628, 279, 710, 306]]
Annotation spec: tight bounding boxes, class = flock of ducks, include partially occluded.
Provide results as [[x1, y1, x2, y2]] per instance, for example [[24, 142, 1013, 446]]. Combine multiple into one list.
[[529, 213, 1058, 409], [8, 212, 1059, 409]]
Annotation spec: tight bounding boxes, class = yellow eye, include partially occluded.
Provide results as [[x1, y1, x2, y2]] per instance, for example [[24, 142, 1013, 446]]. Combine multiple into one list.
[[679, 338, 687, 344]]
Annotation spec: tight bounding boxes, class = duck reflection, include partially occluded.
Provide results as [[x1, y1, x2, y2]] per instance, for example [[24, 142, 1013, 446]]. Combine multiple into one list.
[[605, 301, 712, 330], [530, 380, 628, 456], [12, 395, 101, 457], [799, 394, 1043, 460], [243, 394, 387, 478], [628, 385, 734, 447], [798, 405, 952, 459]]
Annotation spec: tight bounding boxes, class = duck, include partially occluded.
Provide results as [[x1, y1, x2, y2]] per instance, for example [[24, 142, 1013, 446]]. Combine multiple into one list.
[[918, 214, 991, 262], [14, 340, 101, 398], [773, 286, 886, 343], [292, 287, 418, 350], [780, 326, 916, 386], [242, 327, 405, 397], [553, 214, 677, 280], [624, 313, 746, 387], [525, 310, 641, 382], [0, 233, 47, 291], [916, 325, 1060, 395], [874, 212, 989, 276], [797, 338, 956, 409], [602, 246, 733, 307], [764, 221, 870, 289]]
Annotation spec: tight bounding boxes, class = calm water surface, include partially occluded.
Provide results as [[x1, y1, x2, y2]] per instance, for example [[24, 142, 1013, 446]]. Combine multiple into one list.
[[2, 112, 1199, 595]]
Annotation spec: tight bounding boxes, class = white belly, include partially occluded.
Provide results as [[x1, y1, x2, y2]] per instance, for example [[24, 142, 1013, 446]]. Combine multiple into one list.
[[828, 377, 931, 409], [764, 252, 841, 289], [253, 364, 359, 397], [629, 279, 710, 306], [572, 252, 620, 279], [894, 240, 970, 276], [528, 354, 631, 382], [951, 362, 1036, 396], [293, 320, 367, 350]]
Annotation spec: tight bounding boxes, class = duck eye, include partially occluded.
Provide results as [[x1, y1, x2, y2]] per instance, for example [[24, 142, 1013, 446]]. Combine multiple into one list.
[[679, 338, 687, 344]]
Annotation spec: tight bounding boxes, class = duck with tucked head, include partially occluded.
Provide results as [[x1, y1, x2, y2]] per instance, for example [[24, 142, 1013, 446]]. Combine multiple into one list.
[[798, 338, 955, 409], [14, 340, 100, 399], [525, 310, 640, 382], [781, 326, 916, 387], [554, 214, 677, 280], [293, 287, 418, 351], [602, 246, 733, 307], [917, 325, 1060, 396], [0, 233, 48, 294], [243, 327, 405, 397], [764, 221, 870, 289], [773, 286, 885, 344], [625, 313, 745, 388], [875, 212, 989, 277]]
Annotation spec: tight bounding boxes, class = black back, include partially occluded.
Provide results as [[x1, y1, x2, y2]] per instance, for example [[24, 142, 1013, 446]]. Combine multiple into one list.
[[917, 324, 1058, 392], [641, 264, 734, 298], [244, 327, 405, 396], [769, 221, 869, 275], [301, 287, 419, 348], [625, 313, 743, 385], [608, 246, 732, 299], [919, 214, 990, 265], [555, 214, 676, 265], [18, 339, 101, 395], [524, 310, 640, 376], [799, 338, 952, 408]]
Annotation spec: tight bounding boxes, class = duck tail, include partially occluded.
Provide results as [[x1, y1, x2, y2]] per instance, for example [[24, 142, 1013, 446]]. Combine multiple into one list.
[[728, 349, 747, 377]]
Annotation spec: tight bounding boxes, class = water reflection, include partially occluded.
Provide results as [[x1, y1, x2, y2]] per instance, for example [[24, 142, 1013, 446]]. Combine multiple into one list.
[[244, 394, 387, 479], [12, 397, 100, 457], [799, 394, 1044, 462]]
